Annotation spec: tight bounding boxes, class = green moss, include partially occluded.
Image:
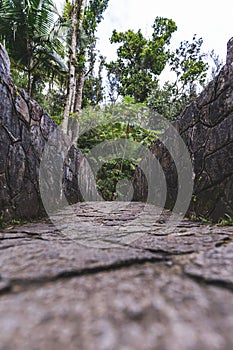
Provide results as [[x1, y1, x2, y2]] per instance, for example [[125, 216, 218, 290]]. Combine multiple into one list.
[[189, 214, 212, 224], [217, 214, 233, 226], [179, 229, 187, 233], [50, 115, 63, 126], [0, 217, 28, 229]]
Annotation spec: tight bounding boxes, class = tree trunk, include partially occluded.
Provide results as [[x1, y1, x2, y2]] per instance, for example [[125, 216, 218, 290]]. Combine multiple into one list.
[[63, 0, 87, 139], [27, 45, 35, 97], [27, 69, 34, 97], [63, 0, 78, 134], [75, 70, 85, 115]]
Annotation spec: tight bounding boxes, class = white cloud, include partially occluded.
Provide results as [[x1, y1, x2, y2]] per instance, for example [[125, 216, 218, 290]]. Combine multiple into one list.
[[57, 0, 232, 84], [96, 0, 232, 63]]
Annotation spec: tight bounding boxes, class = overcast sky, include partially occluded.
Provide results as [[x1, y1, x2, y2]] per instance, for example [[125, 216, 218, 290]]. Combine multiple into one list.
[[95, 0, 232, 62], [58, 0, 232, 70]]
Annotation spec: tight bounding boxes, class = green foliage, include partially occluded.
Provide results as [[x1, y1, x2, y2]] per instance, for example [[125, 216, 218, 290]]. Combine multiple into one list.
[[50, 114, 64, 126], [78, 119, 158, 153], [63, 0, 73, 20], [78, 119, 143, 201], [96, 159, 135, 201], [42, 89, 66, 117], [77, 102, 159, 200], [208, 49, 224, 80], [62, 0, 109, 114], [0, 0, 67, 95], [83, 0, 109, 37], [169, 35, 208, 87], [106, 17, 177, 102], [82, 55, 105, 108], [217, 214, 233, 226], [81, 1, 109, 106], [0, 216, 28, 229], [190, 213, 233, 227], [148, 35, 209, 120], [11, 68, 28, 90], [190, 214, 212, 224]]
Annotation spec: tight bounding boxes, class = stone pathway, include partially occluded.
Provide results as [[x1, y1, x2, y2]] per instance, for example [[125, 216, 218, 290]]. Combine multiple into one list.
[[0, 202, 233, 350]]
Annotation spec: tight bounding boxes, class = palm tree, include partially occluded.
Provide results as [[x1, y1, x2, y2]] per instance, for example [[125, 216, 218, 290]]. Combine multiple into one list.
[[0, 0, 67, 96]]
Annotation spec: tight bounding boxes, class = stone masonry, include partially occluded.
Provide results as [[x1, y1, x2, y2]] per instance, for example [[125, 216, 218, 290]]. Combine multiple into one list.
[[0, 202, 233, 350], [0, 39, 233, 224], [134, 38, 233, 222], [0, 44, 82, 223]]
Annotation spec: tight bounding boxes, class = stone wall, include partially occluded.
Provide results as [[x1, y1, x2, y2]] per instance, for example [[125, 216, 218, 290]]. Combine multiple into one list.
[[181, 38, 233, 220], [0, 44, 82, 223], [134, 38, 233, 222], [1, 39, 233, 224]]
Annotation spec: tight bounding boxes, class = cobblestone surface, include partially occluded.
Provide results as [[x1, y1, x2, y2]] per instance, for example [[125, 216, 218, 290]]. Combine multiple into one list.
[[0, 202, 233, 350]]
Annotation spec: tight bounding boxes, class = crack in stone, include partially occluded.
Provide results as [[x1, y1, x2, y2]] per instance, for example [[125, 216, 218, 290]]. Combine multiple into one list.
[[0, 254, 166, 297], [2, 124, 21, 143], [214, 236, 232, 248], [184, 273, 233, 293]]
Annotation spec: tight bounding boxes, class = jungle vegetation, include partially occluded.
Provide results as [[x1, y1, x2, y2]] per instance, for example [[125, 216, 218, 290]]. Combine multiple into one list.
[[0, 0, 223, 200]]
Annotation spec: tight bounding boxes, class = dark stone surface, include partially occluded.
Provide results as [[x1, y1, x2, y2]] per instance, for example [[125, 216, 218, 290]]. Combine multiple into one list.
[[0, 202, 232, 350], [0, 44, 82, 223], [0, 38, 233, 224], [134, 38, 233, 222]]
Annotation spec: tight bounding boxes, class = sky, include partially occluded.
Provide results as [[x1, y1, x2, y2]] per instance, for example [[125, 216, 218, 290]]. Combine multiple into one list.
[[58, 0, 233, 75], [95, 0, 232, 61]]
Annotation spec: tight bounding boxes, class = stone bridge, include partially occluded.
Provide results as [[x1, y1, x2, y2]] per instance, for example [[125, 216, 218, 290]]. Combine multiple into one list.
[[0, 202, 233, 349], [0, 39, 233, 349]]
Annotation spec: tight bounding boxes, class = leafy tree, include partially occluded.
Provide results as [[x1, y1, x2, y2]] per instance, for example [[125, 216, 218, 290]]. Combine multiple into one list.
[[148, 35, 209, 120], [106, 70, 119, 104], [169, 35, 208, 91], [63, 0, 109, 135], [75, 0, 109, 112], [77, 100, 159, 200], [208, 49, 223, 80], [106, 17, 177, 102], [82, 53, 105, 108], [96, 159, 135, 201], [0, 0, 66, 96], [63, 0, 86, 126]]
